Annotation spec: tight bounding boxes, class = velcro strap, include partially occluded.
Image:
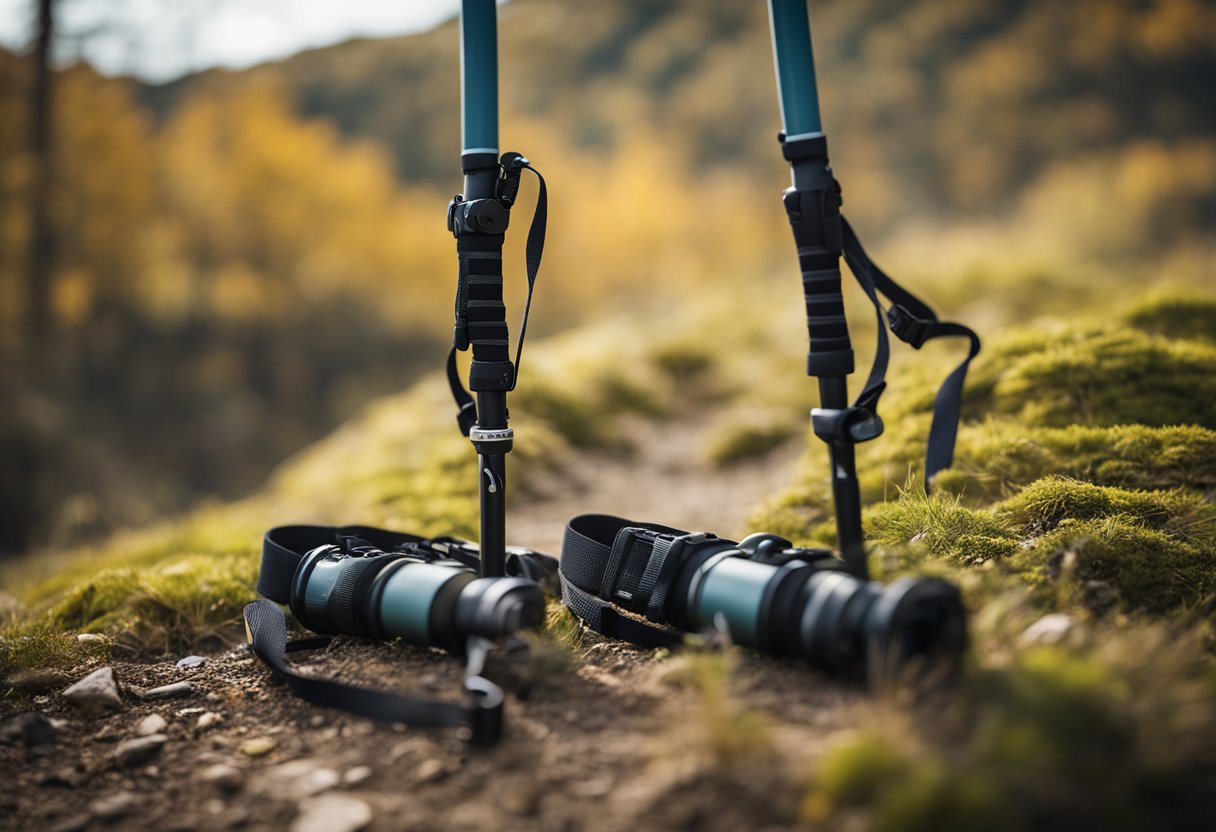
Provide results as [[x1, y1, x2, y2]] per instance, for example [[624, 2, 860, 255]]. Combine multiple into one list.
[[560, 514, 723, 649]]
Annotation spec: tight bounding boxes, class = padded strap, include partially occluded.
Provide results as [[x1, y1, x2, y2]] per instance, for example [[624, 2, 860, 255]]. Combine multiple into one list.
[[258, 524, 474, 604], [259, 524, 556, 603], [559, 514, 702, 649]]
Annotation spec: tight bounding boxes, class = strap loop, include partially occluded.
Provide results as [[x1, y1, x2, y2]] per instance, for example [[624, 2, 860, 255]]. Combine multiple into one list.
[[839, 217, 982, 484], [242, 600, 505, 746]]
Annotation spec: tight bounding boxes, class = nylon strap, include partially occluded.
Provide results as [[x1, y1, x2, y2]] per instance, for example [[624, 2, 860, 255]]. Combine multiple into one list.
[[559, 514, 700, 649], [839, 217, 982, 482], [242, 600, 504, 744]]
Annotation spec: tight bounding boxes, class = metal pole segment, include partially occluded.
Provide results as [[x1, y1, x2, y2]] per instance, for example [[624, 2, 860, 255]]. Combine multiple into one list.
[[457, 0, 508, 578], [767, 0, 823, 139], [769, 1, 867, 579], [474, 392, 509, 578], [460, 0, 499, 154], [818, 378, 866, 572]]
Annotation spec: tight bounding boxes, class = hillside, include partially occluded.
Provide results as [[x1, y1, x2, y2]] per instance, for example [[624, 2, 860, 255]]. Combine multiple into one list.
[[2, 277, 1215, 830], [1, 2, 1215, 828], [144, 0, 1216, 228], [3, 0, 1213, 553]]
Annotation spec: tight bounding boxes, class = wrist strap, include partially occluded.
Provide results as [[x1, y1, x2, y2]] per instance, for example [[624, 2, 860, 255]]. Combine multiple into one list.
[[243, 600, 504, 745]]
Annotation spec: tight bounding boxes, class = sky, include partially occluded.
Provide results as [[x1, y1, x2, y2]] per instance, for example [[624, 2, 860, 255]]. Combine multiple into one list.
[[0, 0, 466, 82]]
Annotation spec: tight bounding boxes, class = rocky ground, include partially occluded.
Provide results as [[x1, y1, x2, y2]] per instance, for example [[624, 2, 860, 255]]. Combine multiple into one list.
[[2, 420, 847, 832]]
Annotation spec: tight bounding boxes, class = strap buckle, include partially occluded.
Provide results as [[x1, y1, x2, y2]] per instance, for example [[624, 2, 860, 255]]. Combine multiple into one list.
[[888, 304, 931, 348]]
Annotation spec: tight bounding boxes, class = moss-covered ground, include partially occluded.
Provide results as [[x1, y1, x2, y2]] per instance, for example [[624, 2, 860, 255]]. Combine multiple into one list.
[[3, 283, 1215, 830]]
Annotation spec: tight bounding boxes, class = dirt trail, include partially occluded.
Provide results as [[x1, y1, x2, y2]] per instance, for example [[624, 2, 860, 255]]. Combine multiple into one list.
[[510, 412, 804, 555], [1, 416, 865, 832]]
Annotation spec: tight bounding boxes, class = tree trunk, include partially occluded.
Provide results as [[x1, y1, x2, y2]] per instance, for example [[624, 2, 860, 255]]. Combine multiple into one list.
[[26, 0, 55, 354]]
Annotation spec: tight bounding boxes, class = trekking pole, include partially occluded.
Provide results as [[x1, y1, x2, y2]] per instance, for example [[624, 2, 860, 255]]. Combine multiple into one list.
[[448, 0, 548, 578], [767, 0, 868, 579]]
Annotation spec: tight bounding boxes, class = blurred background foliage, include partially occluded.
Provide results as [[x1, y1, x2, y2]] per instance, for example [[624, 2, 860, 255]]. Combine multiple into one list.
[[0, 0, 1214, 555]]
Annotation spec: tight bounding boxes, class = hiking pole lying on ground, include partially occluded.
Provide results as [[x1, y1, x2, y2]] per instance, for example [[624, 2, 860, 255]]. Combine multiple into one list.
[[558, 1, 980, 683], [242, 0, 554, 745], [246, 525, 555, 745]]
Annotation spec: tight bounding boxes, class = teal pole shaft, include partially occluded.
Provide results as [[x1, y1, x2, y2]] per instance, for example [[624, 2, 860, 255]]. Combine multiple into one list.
[[460, 0, 499, 154], [767, 0, 823, 138]]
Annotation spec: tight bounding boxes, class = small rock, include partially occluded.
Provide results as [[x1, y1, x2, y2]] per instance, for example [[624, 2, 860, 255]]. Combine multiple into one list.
[[571, 775, 614, 798], [251, 759, 340, 800], [108, 641, 139, 659], [7, 668, 72, 696], [0, 712, 59, 747], [89, 790, 140, 820], [291, 794, 372, 832], [177, 655, 207, 669], [200, 763, 245, 794], [47, 814, 90, 832], [342, 765, 373, 786], [136, 713, 168, 736], [140, 681, 195, 700], [62, 667, 123, 714], [223, 807, 252, 828], [239, 737, 277, 757], [37, 766, 87, 788], [76, 633, 107, 645], [197, 711, 223, 730], [414, 758, 447, 783], [114, 733, 167, 767], [1021, 613, 1075, 646]]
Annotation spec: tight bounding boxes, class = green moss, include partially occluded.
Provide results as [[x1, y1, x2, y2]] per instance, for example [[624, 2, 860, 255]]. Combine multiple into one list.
[[702, 411, 799, 467], [997, 477, 1189, 533], [872, 766, 1015, 832], [1, 622, 109, 685], [651, 338, 718, 387], [983, 329, 1216, 429], [807, 735, 1015, 832], [810, 636, 1216, 831], [1124, 290, 1216, 344], [1010, 518, 1213, 614], [543, 600, 584, 653], [661, 650, 774, 767], [865, 491, 1019, 567], [935, 422, 1216, 502], [45, 553, 258, 653], [813, 735, 911, 806], [747, 488, 833, 544]]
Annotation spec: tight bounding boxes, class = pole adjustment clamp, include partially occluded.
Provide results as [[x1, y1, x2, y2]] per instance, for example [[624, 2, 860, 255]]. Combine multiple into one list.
[[811, 406, 884, 444]]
